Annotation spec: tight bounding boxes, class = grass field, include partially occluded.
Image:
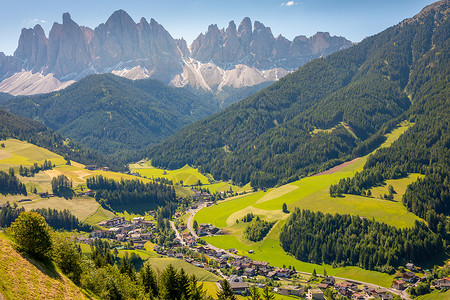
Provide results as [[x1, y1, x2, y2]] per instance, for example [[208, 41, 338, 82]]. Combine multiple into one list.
[[135, 164, 210, 186], [132, 162, 251, 193], [0, 233, 87, 300], [20, 196, 102, 222], [195, 122, 418, 287], [0, 139, 66, 171], [417, 289, 450, 300], [145, 257, 221, 282], [84, 206, 117, 225]]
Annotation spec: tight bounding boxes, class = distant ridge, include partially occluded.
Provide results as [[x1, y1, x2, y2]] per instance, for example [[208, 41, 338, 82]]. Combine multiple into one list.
[[0, 11, 353, 95]]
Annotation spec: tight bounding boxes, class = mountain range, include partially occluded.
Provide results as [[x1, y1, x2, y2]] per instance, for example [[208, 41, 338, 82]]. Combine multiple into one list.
[[0, 10, 353, 95]]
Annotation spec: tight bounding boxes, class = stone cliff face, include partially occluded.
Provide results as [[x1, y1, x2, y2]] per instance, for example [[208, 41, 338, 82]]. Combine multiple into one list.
[[190, 18, 354, 70], [0, 11, 353, 92]]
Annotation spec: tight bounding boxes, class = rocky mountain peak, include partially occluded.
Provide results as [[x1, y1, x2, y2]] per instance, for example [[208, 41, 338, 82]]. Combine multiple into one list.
[[0, 10, 354, 92], [62, 12, 72, 24]]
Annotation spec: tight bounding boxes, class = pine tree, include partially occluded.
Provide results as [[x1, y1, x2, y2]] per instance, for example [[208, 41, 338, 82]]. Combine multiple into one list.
[[247, 285, 261, 300], [217, 279, 236, 300], [261, 286, 275, 300]]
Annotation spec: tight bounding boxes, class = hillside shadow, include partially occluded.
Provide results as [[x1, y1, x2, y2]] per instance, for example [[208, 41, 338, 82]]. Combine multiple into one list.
[[419, 251, 449, 270], [25, 256, 62, 280]]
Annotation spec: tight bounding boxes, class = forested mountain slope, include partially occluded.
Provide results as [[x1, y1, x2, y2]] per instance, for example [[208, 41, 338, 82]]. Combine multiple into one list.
[[4, 74, 218, 154], [149, 0, 449, 188], [0, 108, 123, 171]]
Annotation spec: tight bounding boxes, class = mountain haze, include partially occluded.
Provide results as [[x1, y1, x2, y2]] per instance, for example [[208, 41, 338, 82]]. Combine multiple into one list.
[[149, 0, 449, 188]]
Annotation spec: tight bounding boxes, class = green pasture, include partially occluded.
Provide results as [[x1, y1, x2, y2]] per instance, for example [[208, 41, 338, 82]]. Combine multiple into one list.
[[0, 139, 66, 171], [113, 203, 157, 221], [145, 257, 221, 282], [202, 282, 219, 298], [417, 289, 450, 300], [20, 196, 102, 222], [84, 207, 117, 225], [135, 164, 210, 186]]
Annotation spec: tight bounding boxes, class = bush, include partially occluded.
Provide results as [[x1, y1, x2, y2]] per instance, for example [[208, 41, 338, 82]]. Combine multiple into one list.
[[9, 211, 52, 258]]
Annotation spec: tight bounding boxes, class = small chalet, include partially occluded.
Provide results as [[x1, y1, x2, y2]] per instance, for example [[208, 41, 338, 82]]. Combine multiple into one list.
[[134, 241, 146, 249], [228, 276, 249, 294], [115, 234, 126, 242], [402, 272, 417, 283], [100, 167, 109, 171], [317, 283, 329, 289], [405, 263, 417, 272], [98, 217, 125, 227], [322, 276, 335, 285], [91, 230, 109, 238], [434, 277, 450, 289], [392, 279, 405, 290], [275, 268, 292, 278], [279, 285, 303, 296], [85, 165, 98, 170], [132, 217, 144, 224], [244, 267, 256, 276], [351, 293, 365, 300], [307, 288, 324, 300]]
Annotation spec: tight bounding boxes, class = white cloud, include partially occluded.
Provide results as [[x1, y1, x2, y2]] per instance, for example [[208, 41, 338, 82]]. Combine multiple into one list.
[[281, 1, 297, 6], [23, 18, 48, 25]]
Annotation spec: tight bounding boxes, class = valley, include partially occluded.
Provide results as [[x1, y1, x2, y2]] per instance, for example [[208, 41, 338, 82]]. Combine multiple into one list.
[[0, 1, 448, 299]]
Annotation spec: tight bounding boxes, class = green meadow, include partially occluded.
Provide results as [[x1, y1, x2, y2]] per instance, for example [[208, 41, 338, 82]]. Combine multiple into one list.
[[196, 122, 420, 287], [134, 164, 210, 186], [132, 162, 251, 193]]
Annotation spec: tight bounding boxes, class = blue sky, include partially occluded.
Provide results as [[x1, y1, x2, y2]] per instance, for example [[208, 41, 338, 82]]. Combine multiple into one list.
[[0, 0, 437, 55]]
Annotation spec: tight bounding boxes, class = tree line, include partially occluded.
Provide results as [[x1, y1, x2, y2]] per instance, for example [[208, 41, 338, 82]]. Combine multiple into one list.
[[280, 209, 443, 273], [0, 168, 27, 195], [0, 204, 91, 231], [87, 175, 176, 207], [244, 218, 275, 242]]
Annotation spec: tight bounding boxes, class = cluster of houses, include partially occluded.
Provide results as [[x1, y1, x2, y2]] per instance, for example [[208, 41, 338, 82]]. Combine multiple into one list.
[[80, 217, 157, 250], [85, 165, 109, 171], [197, 223, 222, 236], [191, 189, 211, 201], [390, 263, 429, 292]]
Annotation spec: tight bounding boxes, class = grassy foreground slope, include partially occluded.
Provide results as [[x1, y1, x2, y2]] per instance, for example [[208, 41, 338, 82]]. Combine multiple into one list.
[[0, 233, 87, 300]]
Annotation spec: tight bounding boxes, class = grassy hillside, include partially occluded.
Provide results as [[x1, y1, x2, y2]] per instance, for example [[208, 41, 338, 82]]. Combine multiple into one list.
[[195, 123, 423, 287], [0, 139, 193, 224], [0, 233, 88, 300], [149, 1, 448, 189], [131, 162, 251, 193]]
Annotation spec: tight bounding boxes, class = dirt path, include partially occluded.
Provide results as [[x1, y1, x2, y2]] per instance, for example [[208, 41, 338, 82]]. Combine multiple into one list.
[[170, 220, 185, 246], [313, 157, 360, 176]]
